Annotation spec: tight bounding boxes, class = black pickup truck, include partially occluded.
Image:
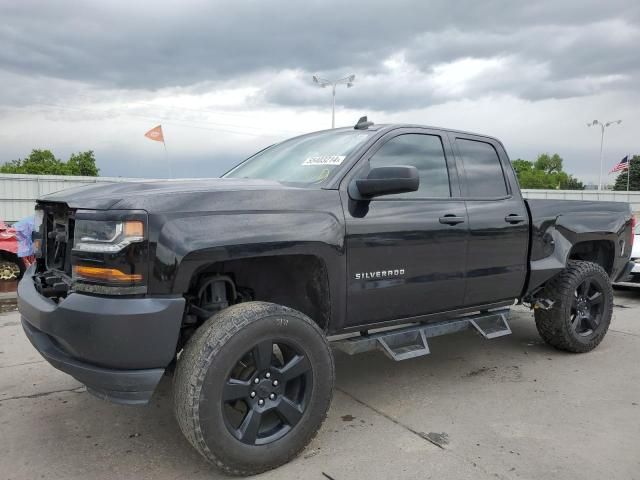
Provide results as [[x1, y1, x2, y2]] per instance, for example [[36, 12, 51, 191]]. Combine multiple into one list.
[[18, 118, 635, 475]]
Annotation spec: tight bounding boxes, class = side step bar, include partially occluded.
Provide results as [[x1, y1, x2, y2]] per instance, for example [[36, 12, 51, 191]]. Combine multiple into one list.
[[332, 308, 512, 361]]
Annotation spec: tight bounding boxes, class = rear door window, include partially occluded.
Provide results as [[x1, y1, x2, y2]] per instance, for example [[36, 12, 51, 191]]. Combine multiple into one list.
[[456, 138, 508, 198]]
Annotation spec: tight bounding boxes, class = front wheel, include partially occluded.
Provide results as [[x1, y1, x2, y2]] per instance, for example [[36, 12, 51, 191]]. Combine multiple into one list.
[[534, 260, 614, 353], [173, 302, 334, 476]]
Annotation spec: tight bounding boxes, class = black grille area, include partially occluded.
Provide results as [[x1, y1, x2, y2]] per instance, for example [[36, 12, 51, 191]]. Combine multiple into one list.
[[43, 205, 74, 276]]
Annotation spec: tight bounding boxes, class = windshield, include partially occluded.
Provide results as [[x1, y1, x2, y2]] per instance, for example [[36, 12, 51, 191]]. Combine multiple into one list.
[[224, 130, 374, 184]]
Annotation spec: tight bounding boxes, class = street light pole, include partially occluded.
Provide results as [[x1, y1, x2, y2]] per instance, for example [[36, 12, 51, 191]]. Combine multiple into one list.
[[588, 119, 622, 190], [313, 74, 355, 128], [332, 84, 336, 129], [598, 123, 605, 191]]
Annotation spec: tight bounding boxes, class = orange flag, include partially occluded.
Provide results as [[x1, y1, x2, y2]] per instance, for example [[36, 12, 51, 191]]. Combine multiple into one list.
[[144, 125, 164, 143]]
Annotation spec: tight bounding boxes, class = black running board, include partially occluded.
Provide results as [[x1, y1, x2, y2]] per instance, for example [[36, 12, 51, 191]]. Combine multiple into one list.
[[332, 308, 512, 361]]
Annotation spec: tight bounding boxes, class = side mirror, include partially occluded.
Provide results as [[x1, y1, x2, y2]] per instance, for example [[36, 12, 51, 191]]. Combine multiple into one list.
[[350, 165, 419, 199]]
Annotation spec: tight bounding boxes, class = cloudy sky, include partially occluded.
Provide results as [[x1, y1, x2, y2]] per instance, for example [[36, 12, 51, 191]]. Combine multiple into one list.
[[1, 0, 638, 184]]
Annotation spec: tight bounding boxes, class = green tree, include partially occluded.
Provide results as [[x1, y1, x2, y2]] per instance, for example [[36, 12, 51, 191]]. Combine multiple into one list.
[[511, 153, 584, 190], [0, 149, 99, 176], [514, 161, 549, 188], [559, 174, 585, 190], [66, 151, 99, 176], [612, 155, 640, 191], [511, 159, 533, 177], [0, 149, 65, 175], [534, 153, 563, 175]]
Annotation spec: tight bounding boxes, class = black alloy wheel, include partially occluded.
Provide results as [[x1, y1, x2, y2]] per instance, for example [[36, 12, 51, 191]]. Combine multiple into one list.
[[570, 277, 605, 337], [222, 339, 312, 445]]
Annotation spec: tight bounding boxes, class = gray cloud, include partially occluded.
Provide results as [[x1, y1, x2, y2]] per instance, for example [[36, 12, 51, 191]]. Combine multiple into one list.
[[261, 15, 640, 111], [1, 0, 639, 109]]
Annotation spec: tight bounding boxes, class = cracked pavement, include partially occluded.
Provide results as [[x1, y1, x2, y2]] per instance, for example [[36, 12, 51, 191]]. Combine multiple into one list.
[[1, 291, 639, 480]]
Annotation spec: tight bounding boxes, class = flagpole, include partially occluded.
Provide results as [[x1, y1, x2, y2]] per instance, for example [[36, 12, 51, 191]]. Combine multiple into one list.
[[163, 140, 172, 179], [627, 154, 632, 195]]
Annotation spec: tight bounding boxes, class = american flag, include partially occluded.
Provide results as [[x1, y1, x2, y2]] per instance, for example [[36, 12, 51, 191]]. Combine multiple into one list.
[[610, 155, 629, 173]]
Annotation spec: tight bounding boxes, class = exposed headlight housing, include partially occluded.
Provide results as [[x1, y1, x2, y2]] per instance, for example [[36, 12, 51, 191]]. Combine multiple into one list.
[[73, 219, 144, 253], [32, 207, 44, 258]]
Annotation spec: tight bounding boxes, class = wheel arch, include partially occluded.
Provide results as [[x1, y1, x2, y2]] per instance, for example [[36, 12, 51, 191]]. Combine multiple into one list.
[[567, 240, 615, 275], [185, 254, 333, 332]]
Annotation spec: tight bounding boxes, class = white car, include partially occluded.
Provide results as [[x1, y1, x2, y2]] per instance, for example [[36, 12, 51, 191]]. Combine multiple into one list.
[[614, 223, 640, 287]]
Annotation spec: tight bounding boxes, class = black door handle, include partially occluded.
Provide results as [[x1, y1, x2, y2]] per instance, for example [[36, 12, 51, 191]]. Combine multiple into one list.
[[439, 214, 465, 225], [505, 214, 525, 224]]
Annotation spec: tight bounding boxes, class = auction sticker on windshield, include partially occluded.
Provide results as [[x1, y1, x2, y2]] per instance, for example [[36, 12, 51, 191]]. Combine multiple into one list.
[[302, 155, 345, 166]]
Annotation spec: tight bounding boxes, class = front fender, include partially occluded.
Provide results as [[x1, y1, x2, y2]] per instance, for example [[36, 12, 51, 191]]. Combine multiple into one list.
[[148, 210, 345, 295]]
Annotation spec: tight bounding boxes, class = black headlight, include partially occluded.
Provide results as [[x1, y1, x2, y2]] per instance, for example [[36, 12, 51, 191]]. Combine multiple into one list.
[[71, 210, 149, 294], [74, 219, 144, 253]]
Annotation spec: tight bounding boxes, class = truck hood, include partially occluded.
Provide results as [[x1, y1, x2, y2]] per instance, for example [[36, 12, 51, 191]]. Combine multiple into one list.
[[39, 178, 306, 211]]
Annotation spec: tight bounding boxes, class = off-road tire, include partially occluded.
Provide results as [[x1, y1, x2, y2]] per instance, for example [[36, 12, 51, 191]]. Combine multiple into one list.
[[534, 260, 613, 353], [173, 301, 334, 476]]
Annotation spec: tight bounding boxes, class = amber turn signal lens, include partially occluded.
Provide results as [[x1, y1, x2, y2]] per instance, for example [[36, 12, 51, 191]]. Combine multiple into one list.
[[124, 220, 144, 237], [73, 265, 143, 282]]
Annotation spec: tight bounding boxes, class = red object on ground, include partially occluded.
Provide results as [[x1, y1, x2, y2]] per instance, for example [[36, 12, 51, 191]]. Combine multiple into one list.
[[0, 221, 18, 255]]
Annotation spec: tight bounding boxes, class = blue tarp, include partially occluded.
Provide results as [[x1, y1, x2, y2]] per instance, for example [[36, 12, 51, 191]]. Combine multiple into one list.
[[13, 215, 35, 258]]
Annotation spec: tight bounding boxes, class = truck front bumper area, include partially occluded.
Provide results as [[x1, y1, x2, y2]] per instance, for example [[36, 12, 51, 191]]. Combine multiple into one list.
[[18, 266, 185, 405]]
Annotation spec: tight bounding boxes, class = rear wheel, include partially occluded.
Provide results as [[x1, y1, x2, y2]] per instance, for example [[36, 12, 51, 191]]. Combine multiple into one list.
[[534, 260, 613, 353], [174, 301, 334, 476]]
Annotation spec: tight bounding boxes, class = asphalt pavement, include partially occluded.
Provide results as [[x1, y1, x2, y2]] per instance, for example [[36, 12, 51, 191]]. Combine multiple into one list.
[[1, 291, 639, 480]]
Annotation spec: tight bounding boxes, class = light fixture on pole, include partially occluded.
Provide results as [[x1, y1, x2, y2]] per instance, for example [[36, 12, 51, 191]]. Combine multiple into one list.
[[312, 74, 356, 128], [587, 119, 622, 190]]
